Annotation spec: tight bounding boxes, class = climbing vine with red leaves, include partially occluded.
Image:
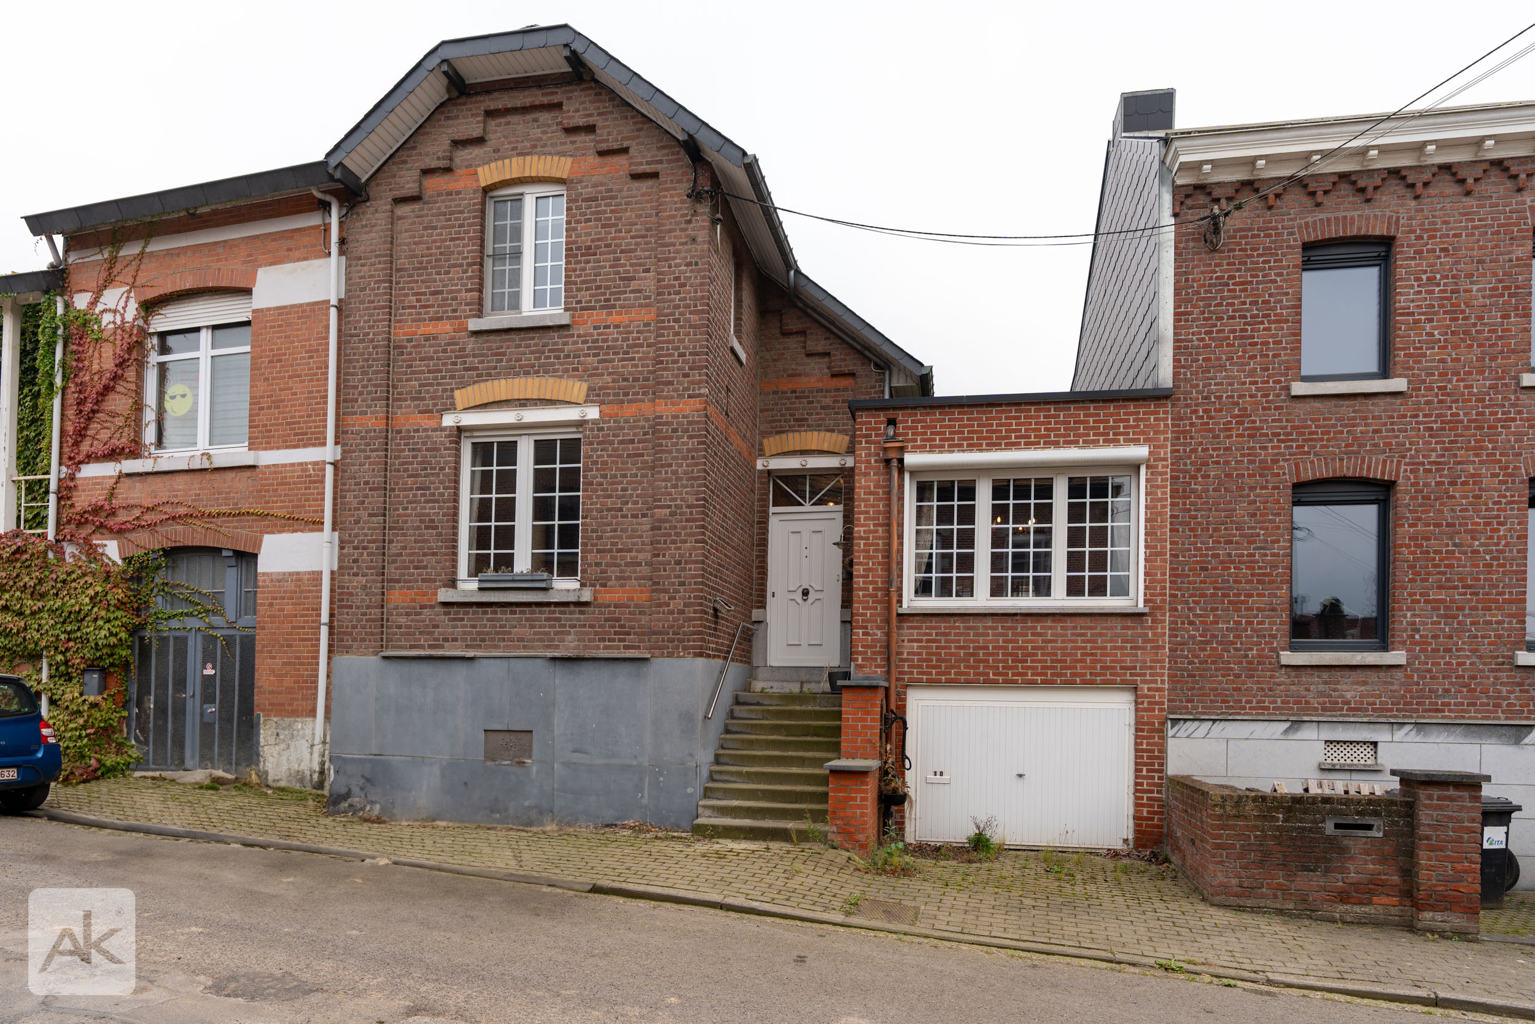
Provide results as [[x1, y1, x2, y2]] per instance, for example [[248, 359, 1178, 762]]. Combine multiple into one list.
[[2, 227, 314, 779]]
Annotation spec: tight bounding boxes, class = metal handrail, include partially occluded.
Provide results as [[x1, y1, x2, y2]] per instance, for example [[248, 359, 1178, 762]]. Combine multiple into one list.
[[706, 620, 756, 719]]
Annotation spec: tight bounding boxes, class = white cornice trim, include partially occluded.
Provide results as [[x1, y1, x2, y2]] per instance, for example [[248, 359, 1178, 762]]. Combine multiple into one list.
[[1167, 102, 1535, 184], [442, 404, 600, 429]]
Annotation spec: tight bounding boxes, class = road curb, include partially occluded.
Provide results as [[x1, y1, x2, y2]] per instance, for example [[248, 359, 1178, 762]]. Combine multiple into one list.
[[24, 807, 1533, 1019]]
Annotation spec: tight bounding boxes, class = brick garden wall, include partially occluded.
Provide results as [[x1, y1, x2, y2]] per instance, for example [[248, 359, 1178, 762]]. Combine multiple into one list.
[[1166, 775, 1415, 924], [1168, 166, 1535, 721], [849, 396, 1171, 845]]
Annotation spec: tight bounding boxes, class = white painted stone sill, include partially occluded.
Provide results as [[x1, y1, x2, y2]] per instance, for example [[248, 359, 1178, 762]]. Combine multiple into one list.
[[1289, 379, 1407, 397], [467, 311, 572, 332], [1514, 650, 1535, 667], [77, 446, 336, 477], [1279, 651, 1406, 666], [1521, 373, 1535, 389], [437, 588, 593, 604], [900, 604, 1148, 615]]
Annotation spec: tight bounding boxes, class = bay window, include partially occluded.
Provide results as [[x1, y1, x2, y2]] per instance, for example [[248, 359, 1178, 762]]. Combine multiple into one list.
[[906, 464, 1139, 607]]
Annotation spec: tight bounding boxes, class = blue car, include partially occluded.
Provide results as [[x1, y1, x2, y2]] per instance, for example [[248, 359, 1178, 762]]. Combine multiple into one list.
[[0, 674, 61, 812]]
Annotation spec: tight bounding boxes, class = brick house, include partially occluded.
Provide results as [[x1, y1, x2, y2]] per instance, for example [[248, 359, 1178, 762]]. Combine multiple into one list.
[[0, 25, 927, 826], [3, 164, 350, 787], [830, 93, 1534, 882], [317, 27, 929, 828]]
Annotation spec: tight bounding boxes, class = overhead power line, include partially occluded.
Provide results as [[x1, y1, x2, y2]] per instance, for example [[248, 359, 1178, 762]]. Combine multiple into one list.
[[709, 20, 1535, 249]]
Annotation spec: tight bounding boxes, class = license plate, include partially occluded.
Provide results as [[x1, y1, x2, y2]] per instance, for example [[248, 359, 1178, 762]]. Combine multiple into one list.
[[0, 768, 17, 781]]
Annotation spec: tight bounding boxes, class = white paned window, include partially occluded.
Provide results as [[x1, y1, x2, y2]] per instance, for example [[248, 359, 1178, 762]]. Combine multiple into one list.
[[908, 468, 1138, 607], [146, 321, 251, 452], [458, 432, 582, 584], [485, 185, 565, 314]]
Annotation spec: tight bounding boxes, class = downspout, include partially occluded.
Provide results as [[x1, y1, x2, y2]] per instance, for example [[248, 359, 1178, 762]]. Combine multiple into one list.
[[40, 293, 64, 718], [881, 422, 905, 727], [310, 188, 342, 788]]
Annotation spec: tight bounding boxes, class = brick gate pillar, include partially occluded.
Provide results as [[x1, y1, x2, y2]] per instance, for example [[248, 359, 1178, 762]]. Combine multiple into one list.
[[825, 678, 885, 857], [1392, 768, 1489, 937]]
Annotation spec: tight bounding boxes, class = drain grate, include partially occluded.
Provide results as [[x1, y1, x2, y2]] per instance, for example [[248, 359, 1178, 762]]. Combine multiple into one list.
[[853, 898, 921, 926]]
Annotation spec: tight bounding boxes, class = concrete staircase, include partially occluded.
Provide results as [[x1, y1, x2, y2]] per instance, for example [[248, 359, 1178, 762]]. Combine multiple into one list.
[[692, 690, 841, 842]]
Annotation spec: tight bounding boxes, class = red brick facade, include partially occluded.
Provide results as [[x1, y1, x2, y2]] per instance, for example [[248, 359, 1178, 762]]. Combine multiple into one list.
[[848, 397, 1171, 846], [332, 72, 889, 663], [1168, 173, 1535, 720], [56, 194, 340, 782]]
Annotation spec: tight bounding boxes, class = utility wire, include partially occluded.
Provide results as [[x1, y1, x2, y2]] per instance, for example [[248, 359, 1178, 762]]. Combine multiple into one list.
[[709, 20, 1535, 249], [1232, 19, 1535, 215]]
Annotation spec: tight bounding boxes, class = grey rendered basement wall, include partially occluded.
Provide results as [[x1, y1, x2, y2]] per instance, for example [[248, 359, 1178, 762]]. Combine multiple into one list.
[[1168, 717, 1535, 889], [327, 656, 750, 828]]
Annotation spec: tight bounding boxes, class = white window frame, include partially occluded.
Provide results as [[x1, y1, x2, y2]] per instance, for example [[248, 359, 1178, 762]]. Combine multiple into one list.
[[903, 458, 1145, 610], [456, 429, 583, 589], [143, 321, 252, 455], [483, 183, 567, 316]]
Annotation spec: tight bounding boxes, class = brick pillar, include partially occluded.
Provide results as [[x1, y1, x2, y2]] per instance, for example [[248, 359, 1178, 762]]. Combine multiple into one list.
[[1392, 769, 1489, 937], [825, 680, 885, 856]]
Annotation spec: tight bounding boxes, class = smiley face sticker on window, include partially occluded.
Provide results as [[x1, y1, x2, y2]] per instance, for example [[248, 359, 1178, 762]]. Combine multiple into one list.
[[164, 384, 194, 418]]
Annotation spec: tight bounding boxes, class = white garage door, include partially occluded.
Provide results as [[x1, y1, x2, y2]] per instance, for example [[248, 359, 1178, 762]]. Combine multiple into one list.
[[907, 686, 1133, 849]]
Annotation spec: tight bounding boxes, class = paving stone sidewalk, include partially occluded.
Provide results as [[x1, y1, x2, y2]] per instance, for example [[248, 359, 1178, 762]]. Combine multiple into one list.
[[38, 778, 1535, 1009]]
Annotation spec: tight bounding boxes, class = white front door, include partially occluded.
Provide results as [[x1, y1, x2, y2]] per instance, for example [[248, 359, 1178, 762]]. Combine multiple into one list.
[[908, 686, 1134, 849], [767, 509, 843, 667]]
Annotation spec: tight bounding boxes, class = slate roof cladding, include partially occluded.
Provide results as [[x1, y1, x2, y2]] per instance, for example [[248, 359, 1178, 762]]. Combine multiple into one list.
[[1072, 91, 1172, 392], [23, 162, 339, 237]]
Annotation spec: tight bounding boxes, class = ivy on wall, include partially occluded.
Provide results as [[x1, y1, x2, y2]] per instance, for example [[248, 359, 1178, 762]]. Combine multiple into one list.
[[1, 232, 304, 780]]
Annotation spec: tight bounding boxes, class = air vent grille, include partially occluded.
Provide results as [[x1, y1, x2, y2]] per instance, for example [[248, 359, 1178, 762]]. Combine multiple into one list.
[[1323, 740, 1378, 765]]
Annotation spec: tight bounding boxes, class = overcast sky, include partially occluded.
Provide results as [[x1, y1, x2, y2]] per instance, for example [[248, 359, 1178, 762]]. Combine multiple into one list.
[[2, 2, 1532, 394]]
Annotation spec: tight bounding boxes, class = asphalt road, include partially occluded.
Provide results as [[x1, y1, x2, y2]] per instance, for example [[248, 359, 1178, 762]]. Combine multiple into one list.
[[0, 816, 1470, 1023]]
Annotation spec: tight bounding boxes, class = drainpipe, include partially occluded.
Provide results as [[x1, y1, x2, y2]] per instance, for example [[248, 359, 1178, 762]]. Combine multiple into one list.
[[40, 294, 64, 719], [881, 421, 905, 727], [309, 188, 342, 788]]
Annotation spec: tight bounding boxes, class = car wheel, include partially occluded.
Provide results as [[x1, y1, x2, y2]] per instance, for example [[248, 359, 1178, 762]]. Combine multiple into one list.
[[0, 783, 50, 813], [1509, 852, 1522, 892]]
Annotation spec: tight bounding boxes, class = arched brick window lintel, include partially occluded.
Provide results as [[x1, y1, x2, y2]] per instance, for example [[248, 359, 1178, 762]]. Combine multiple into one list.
[[112, 526, 263, 559], [1296, 213, 1401, 245], [137, 268, 257, 308], [1286, 456, 1403, 486]]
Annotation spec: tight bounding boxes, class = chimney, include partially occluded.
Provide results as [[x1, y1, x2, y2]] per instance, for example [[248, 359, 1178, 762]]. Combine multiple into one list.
[[1114, 89, 1176, 138]]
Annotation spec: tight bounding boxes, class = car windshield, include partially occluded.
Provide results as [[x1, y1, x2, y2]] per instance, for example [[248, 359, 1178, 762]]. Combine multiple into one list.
[[0, 679, 38, 718]]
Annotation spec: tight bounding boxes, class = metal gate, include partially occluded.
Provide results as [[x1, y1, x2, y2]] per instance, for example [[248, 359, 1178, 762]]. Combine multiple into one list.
[[907, 686, 1133, 849], [130, 548, 258, 772]]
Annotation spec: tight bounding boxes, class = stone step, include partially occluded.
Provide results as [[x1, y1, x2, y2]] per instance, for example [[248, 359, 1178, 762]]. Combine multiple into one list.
[[734, 691, 842, 709], [713, 749, 832, 770], [690, 817, 823, 842], [707, 764, 830, 787], [696, 798, 828, 823], [728, 705, 842, 723], [723, 719, 841, 739], [718, 734, 840, 753], [702, 781, 828, 804]]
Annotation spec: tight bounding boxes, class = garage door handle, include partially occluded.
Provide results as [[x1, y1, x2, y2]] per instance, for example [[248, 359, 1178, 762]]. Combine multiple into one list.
[[1016, 773, 1026, 778]]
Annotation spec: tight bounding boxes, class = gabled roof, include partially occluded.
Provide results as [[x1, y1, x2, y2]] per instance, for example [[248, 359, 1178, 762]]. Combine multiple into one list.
[[18, 26, 930, 390], [325, 25, 931, 388]]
